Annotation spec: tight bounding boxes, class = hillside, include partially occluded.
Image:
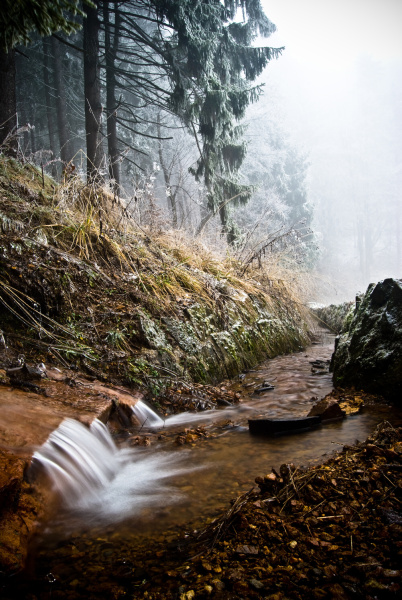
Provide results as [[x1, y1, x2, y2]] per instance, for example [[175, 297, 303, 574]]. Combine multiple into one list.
[[0, 155, 312, 398]]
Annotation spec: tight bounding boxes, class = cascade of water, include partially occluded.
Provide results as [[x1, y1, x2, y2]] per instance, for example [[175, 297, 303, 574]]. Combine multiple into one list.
[[131, 400, 234, 429], [31, 418, 195, 525], [32, 419, 119, 507], [131, 398, 254, 430], [132, 399, 165, 428]]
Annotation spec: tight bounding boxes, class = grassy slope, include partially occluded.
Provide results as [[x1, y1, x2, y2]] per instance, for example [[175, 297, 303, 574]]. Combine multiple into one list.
[[0, 156, 312, 395]]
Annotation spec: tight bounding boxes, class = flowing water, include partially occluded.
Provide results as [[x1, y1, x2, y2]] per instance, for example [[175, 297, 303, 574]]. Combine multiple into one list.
[[4, 333, 402, 599], [32, 332, 402, 536]]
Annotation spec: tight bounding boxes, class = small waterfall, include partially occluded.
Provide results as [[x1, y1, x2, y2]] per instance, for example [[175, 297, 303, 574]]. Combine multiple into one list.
[[132, 399, 164, 428], [32, 418, 194, 525], [131, 399, 245, 430], [32, 419, 119, 507]]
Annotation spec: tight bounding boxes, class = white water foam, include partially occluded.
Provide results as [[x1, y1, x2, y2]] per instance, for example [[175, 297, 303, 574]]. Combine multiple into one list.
[[132, 398, 253, 429], [32, 418, 194, 525], [132, 399, 165, 428]]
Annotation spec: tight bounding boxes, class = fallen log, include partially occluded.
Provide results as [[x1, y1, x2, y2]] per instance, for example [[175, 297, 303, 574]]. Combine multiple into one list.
[[248, 416, 321, 436]]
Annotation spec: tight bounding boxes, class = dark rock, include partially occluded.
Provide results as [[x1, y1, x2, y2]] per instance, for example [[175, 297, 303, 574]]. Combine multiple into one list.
[[254, 384, 275, 393], [250, 578, 264, 590], [307, 397, 345, 422], [310, 359, 330, 374], [310, 359, 329, 369], [6, 363, 45, 381], [235, 544, 259, 555], [331, 278, 402, 403]]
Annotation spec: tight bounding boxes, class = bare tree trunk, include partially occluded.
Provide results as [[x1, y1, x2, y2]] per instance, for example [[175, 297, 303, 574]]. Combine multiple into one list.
[[18, 108, 30, 154], [0, 49, 17, 154], [104, 2, 120, 190], [84, 1, 103, 182], [157, 113, 178, 227], [51, 36, 72, 166], [42, 39, 58, 177], [30, 110, 36, 154], [219, 202, 233, 244]]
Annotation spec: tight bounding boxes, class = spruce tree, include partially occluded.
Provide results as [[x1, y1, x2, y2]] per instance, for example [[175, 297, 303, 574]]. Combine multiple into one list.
[[158, 0, 283, 241]]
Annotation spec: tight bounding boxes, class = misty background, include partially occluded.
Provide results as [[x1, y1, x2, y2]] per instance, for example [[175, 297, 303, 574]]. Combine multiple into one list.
[[251, 0, 402, 301], [6, 0, 402, 304]]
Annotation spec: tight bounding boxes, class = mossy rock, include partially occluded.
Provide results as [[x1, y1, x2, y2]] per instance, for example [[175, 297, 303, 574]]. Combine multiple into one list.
[[332, 278, 402, 402]]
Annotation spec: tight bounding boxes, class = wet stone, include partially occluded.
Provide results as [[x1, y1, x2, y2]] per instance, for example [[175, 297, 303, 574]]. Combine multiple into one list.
[[250, 578, 264, 590], [307, 396, 344, 421]]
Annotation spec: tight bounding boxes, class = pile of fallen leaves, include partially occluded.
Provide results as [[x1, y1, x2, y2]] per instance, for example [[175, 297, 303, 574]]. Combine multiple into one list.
[[133, 422, 402, 599], [325, 387, 387, 416]]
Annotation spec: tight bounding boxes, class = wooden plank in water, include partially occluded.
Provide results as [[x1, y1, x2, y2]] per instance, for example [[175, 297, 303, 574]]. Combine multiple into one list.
[[248, 416, 321, 436]]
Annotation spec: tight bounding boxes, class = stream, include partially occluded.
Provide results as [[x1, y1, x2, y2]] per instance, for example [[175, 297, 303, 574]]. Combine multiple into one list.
[[30, 331, 402, 540], [4, 331, 402, 598]]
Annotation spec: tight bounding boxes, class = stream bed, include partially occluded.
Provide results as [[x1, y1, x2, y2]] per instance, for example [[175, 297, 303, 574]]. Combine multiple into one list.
[[28, 333, 402, 535], [3, 332, 402, 598]]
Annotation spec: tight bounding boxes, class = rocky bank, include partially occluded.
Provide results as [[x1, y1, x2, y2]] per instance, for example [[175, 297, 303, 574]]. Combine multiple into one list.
[[331, 278, 402, 403], [0, 155, 310, 390]]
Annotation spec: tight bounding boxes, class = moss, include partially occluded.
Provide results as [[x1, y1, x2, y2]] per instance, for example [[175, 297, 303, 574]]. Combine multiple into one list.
[[0, 155, 312, 393], [138, 312, 171, 352], [313, 301, 354, 334], [163, 317, 202, 355], [186, 303, 217, 341]]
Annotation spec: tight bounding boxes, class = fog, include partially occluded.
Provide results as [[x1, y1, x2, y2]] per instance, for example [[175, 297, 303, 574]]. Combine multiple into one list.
[[252, 0, 402, 302]]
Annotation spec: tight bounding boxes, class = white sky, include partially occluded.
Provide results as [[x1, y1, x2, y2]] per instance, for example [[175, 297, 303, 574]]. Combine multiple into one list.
[[262, 0, 402, 69]]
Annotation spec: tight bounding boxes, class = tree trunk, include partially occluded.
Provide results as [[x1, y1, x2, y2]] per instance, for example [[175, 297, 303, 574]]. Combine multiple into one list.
[[42, 39, 58, 177], [157, 113, 178, 227], [0, 49, 17, 154], [219, 202, 235, 244], [104, 2, 120, 191], [51, 36, 72, 166], [84, 1, 103, 182], [30, 111, 36, 154]]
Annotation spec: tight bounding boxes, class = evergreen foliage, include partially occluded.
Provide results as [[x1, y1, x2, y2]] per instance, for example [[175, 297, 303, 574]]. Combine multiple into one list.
[[0, 0, 94, 51], [3, 0, 310, 254], [158, 0, 283, 239]]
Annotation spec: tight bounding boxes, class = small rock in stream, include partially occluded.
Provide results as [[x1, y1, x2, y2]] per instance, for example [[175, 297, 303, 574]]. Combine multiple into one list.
[[254, 382, 275, 393], [6, 363, 46, 381], [308, 397, 345, 421]]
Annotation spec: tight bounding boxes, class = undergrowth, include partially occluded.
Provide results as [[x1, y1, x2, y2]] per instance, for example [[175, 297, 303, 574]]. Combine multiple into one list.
[[0, 154, 314, 387]]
